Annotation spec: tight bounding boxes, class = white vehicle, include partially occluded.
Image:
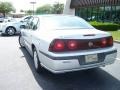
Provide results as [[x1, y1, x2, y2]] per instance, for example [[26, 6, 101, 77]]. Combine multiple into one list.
[[0, 16, 32, 36], [0, 16, 4, 22], [19, 15, 117, 74]]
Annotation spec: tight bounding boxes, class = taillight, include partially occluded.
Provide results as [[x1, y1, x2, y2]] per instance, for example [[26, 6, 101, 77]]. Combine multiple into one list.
[[49, 36, 113, 52], [49, 39, 65, 52], [101, 38, 107, 47], [101, 36, 113, 47], [107, 36, 113, 46], [67, 40, 78, 50]]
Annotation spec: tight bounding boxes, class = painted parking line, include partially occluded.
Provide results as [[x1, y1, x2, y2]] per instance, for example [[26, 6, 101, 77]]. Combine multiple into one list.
[[116, 58, 120, 61]]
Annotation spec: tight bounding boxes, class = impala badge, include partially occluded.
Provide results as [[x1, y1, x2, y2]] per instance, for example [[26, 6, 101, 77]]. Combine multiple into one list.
[[88, 42, 93, 47]]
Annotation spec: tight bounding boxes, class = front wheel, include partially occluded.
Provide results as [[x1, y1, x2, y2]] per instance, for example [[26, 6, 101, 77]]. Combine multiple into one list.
[[33, 48, 43, 73], [6, 27, 16, 36]]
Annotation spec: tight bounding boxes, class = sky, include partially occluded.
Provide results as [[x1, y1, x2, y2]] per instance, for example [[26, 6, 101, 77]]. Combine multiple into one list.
[[0, 0, 66, 12]]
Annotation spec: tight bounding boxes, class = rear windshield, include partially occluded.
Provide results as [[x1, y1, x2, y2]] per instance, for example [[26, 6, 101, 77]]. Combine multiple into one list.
[[40, 16, 94, 29]]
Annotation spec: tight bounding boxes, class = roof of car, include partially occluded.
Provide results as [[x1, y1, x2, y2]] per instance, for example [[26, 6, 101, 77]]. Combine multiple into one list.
[[33, 14, 81, 19]]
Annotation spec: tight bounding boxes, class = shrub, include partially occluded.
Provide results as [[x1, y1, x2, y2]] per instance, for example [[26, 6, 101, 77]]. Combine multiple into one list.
[[90, 21, 119, 31]]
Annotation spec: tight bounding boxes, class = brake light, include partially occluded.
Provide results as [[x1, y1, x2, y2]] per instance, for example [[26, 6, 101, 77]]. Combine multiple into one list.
[[49, 39, 65, 52], [101, 38, 107, 47], [68, 40, 78, 50], [107, 36, 113, 46], [49, 36, 113, 52], [101, 36, 113, 47]]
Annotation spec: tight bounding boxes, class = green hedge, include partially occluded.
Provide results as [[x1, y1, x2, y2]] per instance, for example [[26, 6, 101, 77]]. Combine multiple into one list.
[[90, 21, 119, 31]]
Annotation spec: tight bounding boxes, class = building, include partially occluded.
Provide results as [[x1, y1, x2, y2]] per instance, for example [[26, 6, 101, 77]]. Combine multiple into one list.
[[10, 12, 26, 18], [63, 0, 120, 23]]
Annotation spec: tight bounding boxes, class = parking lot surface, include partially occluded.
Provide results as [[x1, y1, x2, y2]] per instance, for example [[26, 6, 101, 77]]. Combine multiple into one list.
[[0, 35, 120, 90]]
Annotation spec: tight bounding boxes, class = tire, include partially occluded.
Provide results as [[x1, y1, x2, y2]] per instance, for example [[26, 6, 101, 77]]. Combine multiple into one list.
[[6, 27, 16, 36], [19, 35, 25, 48], [33, 47, 43, 73]]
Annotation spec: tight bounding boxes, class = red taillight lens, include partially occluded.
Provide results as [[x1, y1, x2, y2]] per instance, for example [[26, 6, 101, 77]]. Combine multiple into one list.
[[49, 39, 65, 52], [101, 38, 107, 47], [108, 36, 113, 46], [68, 40, 78, 50], [101, 36, 113, 47], [49, 37, 113, 52]]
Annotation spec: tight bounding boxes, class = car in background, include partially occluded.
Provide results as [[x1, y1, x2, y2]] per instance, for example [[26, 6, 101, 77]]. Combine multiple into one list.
[[0, 16, 4, 22], [19, 15, 117, 74], [3, 17, 14, 22], [0, 16, 32, 36]]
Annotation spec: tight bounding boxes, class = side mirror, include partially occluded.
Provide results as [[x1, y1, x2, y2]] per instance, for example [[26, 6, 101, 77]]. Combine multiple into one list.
[[20, 20, 24, 23], [20, 20, 27, 23], [20, 25, 26, 29], [33, 25, 37, 30]]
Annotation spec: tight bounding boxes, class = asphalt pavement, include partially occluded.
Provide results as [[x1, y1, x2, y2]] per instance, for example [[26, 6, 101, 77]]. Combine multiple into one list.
[[0, 35, 120, 90]]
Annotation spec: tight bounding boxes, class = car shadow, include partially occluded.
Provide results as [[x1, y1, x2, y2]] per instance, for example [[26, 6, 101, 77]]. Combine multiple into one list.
[[0, 33, 19, 37], [20, 47, 120, 90]]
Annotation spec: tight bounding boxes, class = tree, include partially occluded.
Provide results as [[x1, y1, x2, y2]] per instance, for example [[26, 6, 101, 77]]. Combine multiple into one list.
[[36, 3, 64, 14], [36, 4, 53, 14], [20, 9, 24, 12], [0, 2, 15, 17], [26, 10, 33, 15], [52, 2, 64, 14]]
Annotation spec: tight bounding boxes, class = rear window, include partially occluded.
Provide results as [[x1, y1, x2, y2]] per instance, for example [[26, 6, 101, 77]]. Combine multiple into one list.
[[40, 16, 94, 30]]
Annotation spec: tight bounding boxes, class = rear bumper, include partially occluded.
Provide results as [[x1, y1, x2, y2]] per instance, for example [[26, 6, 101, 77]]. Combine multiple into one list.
[[42, 61, 115, 74], [39, 48, 117, 73]]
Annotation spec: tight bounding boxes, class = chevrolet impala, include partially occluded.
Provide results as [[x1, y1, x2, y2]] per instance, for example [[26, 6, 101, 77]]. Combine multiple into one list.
[[19, 15, 117, 73]]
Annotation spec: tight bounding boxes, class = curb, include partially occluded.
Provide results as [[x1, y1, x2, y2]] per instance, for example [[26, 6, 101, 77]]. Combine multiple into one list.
[[114, 40, 120, 43]]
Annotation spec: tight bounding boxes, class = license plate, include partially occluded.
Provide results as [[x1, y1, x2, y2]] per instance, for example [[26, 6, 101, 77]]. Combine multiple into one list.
[[85, 54, 98, 63]]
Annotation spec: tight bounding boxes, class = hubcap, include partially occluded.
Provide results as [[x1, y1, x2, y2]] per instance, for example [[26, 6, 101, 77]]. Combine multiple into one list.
[[7, 28, 15, 35], [34, 51, 38, 69]]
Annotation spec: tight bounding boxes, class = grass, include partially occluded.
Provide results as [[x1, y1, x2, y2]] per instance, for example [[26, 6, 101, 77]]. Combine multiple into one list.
[[108, 30, 120, 41]]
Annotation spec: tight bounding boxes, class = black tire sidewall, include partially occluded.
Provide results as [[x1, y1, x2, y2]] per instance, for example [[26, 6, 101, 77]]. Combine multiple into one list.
[[19, 35, 25, 48], [6, 27, 15, 36], [33, 48, 42, 73]]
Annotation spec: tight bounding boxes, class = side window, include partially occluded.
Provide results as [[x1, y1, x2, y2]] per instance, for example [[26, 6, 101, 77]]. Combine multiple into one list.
[[23, 16, 32, 22], [26, 17, 34, 29], [31, 17, 39, 30]]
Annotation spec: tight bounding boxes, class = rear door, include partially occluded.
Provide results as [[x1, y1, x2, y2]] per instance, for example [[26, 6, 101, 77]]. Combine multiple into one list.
[[24, 17, 39, 55], [22, 17, 34, 52]]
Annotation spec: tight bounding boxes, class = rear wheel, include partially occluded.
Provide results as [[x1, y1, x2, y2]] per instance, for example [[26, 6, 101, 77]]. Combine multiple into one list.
[[19, 35, 25, 48], [33, 47, 43, 73], [6, 27, 16, 36]]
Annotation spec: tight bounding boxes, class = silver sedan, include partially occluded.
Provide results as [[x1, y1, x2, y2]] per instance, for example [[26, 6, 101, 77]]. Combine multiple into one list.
[[19, 15, 117, 74]]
